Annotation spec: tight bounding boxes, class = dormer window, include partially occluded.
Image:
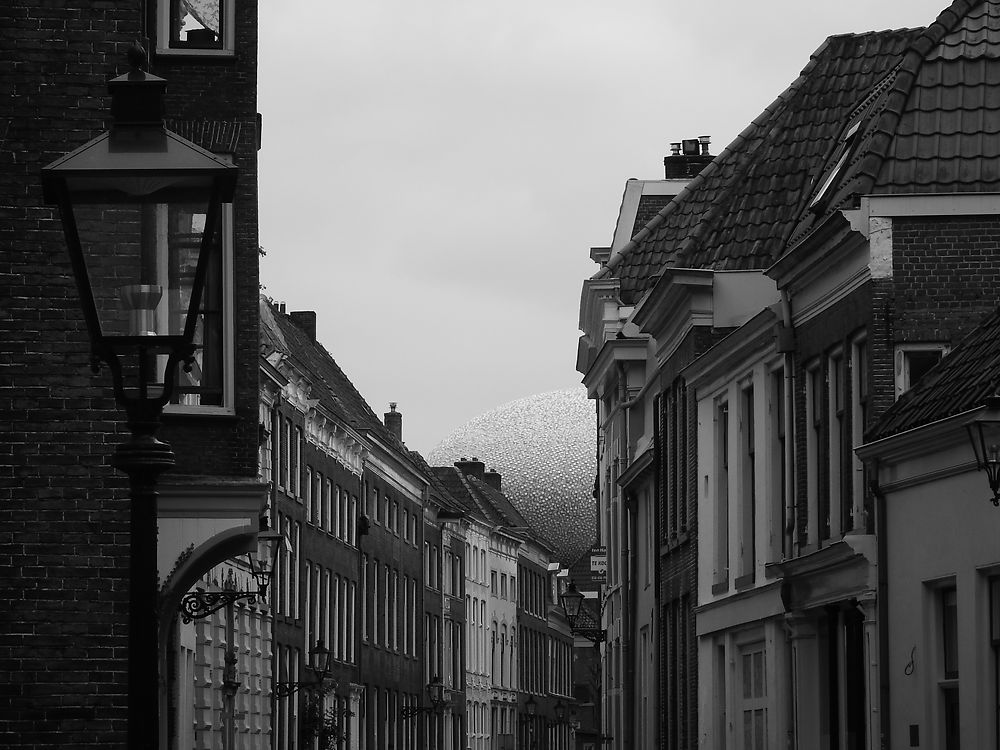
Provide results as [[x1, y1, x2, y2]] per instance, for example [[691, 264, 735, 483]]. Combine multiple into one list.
[[157, 0, 235, 56], [809, 120, 862, 214]]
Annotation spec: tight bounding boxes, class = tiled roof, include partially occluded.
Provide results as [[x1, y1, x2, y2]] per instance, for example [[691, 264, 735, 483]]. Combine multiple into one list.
[[408, 451, 468, 514], [259, 298, 396, 444], [790, 1, 1000, 242], [873, 0, 1000, 193], [606, 29, 922, 304], [871, 305, 1000, 438]]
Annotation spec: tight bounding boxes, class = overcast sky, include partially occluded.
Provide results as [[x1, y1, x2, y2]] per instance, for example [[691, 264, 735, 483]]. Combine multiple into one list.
[[258, 0, 947, 456]]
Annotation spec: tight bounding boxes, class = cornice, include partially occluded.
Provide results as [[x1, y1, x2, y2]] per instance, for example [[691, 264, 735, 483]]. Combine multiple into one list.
[[581, 337, 648, 394]]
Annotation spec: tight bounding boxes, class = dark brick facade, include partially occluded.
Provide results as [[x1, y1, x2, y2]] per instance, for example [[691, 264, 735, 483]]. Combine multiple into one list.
[[0, 3, 259, 747], [656, 325, 724, 750]]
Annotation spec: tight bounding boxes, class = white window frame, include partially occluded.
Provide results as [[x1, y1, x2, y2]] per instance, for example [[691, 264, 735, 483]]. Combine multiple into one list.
[[805, 360, 822, 547], [156, 0, 236, 57], [827, 348, 845, 540], [164, 184, 235, 416], [895, 343, 950, 399]]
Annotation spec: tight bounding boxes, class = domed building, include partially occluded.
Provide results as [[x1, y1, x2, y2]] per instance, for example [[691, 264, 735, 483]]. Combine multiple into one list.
[[427, 388, 596, 566]]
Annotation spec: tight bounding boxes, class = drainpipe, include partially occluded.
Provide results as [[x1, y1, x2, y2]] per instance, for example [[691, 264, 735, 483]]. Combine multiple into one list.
[[870, 468, 890, 750]]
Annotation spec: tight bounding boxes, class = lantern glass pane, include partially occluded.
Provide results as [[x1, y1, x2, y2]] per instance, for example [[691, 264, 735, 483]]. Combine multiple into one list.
[[981, 422, 1000, 464], [73, 197, 216, 340]]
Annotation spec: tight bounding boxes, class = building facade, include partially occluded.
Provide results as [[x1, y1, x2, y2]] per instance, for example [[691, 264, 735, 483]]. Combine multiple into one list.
[[2, 2, 265, 748]]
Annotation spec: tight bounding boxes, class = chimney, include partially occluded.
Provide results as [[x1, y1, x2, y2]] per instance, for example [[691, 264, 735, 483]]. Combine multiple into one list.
[[384, 402, 402, 443], [484, 469, 501, 492], [455, 457, 485, 482], [289, 310, 317, 341], [664, 135, 713, 179]]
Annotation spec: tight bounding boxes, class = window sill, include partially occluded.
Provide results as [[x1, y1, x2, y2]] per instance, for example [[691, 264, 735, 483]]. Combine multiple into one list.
[[155, 47, 236, 61], [734, 573, 756, 592], [162, 405, 237, 420], [711, 580, 730, 596]]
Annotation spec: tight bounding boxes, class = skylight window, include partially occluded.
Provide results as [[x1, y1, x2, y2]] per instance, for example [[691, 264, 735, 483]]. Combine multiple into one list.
[[809, 121, 862, 214]]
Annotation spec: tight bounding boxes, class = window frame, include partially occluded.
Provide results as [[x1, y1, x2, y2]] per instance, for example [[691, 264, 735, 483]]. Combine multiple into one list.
[[164, 197, 235, 415], [895, 343, 950, 399], [156, 0, 236, 58]]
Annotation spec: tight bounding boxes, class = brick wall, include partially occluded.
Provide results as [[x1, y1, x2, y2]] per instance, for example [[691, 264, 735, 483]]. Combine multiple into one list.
[[0, 2, 259, 747], [1, 5, 138, 747], [892, 216, 1000, 343]]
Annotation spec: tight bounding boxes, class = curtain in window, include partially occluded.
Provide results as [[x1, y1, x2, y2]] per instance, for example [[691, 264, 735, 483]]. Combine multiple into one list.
[[182, 0, 220, 34]]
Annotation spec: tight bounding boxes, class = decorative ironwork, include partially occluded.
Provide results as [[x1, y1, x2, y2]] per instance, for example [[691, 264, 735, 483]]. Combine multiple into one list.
[[179, 588, 262, 623], [399, 677, 447, 717]]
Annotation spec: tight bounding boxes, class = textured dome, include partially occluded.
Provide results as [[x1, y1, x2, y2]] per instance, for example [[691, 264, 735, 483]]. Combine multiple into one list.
[[428, 388, 596, 566]]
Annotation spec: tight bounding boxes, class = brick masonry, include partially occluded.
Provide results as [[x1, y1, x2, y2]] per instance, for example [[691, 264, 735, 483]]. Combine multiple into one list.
[[0, 3, 259, 747]]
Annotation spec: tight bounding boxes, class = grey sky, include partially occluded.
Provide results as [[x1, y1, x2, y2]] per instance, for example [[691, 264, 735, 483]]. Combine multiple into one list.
[[258, 0, 946, 456]]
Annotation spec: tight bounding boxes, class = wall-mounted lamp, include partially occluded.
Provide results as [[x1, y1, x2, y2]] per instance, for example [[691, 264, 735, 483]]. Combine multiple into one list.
[[400, 676, 447, 717], [559, 582, 606, 643], [275, 641, 335, 698], [179, 528, 287, 622], [966, 395, 1000, 506]]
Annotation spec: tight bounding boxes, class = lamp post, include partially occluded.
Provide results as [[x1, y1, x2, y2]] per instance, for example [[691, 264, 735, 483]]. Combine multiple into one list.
[[41, 54, 237, 750]]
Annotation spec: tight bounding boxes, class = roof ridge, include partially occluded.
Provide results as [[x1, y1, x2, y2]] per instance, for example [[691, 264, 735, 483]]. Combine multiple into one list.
[[597, 35, 836, 280]]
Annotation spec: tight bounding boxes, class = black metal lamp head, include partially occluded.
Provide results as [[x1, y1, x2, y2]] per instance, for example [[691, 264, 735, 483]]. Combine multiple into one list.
[[427, 675, 445, 709], [554, 700, 566, 722], [559, 581, 584, 627], [41, 68, 237, 429], [248, 528, 287, 599], [524, 695, 537, 717], [309, 641, 333, 678], [967, 395, 1000, 506]]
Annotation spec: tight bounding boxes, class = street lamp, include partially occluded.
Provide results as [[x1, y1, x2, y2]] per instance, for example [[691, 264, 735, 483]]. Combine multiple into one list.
[[41, 54, 237, 750], [966, 395, 1000, 505], [559, 582, 606, 643], [179, 528, 287, 622], [400, 675, 448, 717], [276, 641, 336, 698]]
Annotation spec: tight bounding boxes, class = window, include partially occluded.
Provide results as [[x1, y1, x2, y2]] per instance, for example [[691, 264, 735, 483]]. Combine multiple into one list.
[[157, 0, 236, 55], [827, 351, 845, 540], [769, 368, 787, 562], [305, 466, 313, 524], [739, 642, 767, 750], [292, 427, 301, 499], [805, 363, 822, 546], [714, 399, 730, 588], [940, 586, 960, 750], [164, 196, 234, 413], [895, 344, 948, 398], [738, 383, 755, 583], [850, 338, 869, 531], [809, 120, 862, 213]]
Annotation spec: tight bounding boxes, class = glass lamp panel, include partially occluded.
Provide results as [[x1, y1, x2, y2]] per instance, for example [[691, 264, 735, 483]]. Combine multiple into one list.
[[72, 196, 215, 341]]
